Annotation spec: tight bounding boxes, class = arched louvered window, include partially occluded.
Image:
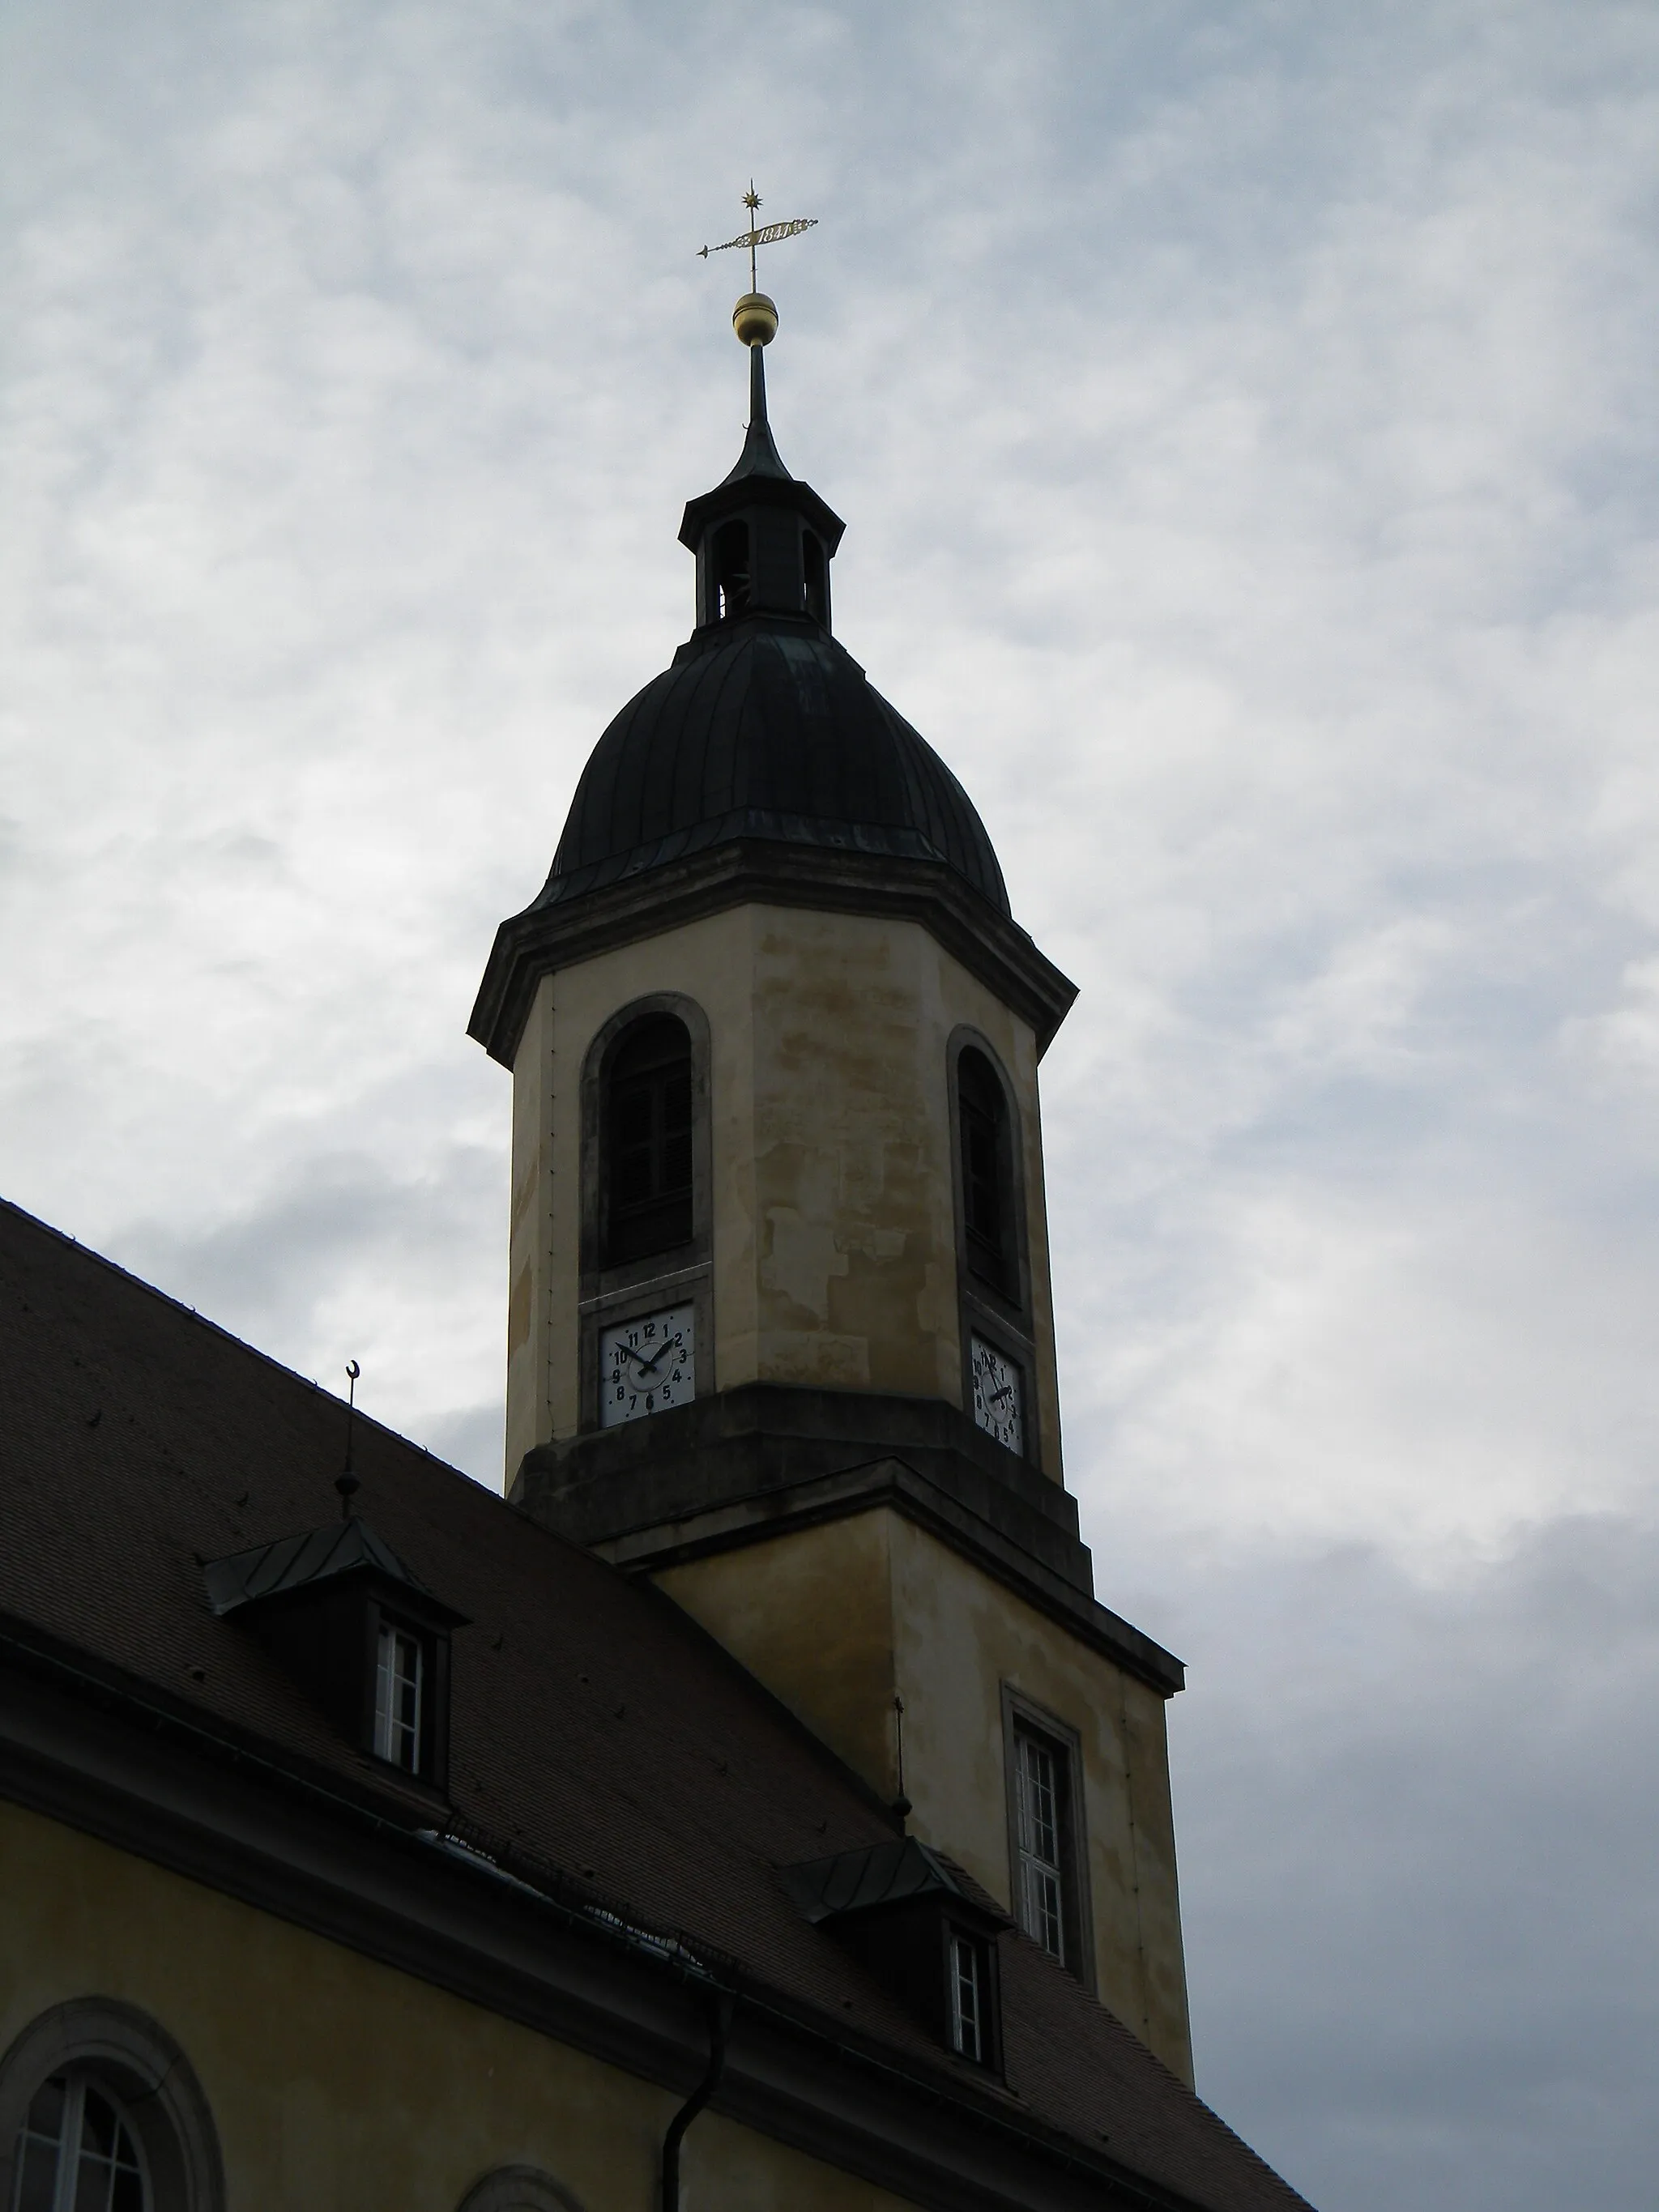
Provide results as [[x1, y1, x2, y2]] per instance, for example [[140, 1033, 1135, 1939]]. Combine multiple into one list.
[[712, 520, 751, 620], [603, 1015, 694, 1268], [803, 531, 830, 626], [957, 1047, 1014, 1299]]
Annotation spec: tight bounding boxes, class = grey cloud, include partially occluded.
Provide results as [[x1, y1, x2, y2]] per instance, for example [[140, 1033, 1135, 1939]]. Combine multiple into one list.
[[1150, 1515, 1659, 2210], [3, 1, 1657, 2200], [113, 1138, 506, 1483]]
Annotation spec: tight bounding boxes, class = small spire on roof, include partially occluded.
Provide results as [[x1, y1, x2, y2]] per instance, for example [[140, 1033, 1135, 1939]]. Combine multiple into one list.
[[336, 1358, 361, 1519], [892, 1694, 912, 1822]]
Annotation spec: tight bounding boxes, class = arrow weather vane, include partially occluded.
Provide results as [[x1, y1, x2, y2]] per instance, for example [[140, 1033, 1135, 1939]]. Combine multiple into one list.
[[698, 181, 817, 295]]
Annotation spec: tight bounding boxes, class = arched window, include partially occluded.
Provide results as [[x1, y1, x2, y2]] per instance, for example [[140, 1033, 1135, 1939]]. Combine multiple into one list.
[[457, 2167, 586, 2212], [0, 2002, 223, 2212], [712, 520, 751, 620], [802, 531, 830, 626], [603, 1014, 694, 1268], [957, 1047, 1014, 1299], [13, 2073, 145, 2211]]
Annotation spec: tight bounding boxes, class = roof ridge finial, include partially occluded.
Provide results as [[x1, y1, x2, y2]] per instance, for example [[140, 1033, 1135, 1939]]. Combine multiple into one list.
[[336, 1358, 361, 1519]]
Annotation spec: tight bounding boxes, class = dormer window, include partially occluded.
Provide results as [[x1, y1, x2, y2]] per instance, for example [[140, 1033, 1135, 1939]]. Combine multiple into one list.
[[374, 1622, 424, 1771], [712, 519, 751, 619], [205, 1518, 466, 1792], [949, 1930, 988, 2062], [780, 1837, 1008, 2073]]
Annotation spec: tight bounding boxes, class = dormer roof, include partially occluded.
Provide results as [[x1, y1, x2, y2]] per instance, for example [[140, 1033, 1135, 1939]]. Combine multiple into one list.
[[204, 1514, 454, 1619]]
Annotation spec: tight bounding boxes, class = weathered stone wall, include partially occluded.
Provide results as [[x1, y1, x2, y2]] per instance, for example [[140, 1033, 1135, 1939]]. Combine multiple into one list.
[[505, 902, 1062, 1479], [655, 1511, 1194, 2086]]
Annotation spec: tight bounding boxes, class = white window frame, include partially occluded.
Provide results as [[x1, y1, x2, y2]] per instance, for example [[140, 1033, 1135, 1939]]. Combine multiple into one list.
[[948, 1933, 984, 2063], [373, 1622, 424, 1771], [10, 2070, 147, 2212], [1001, 1687, 1094, 1993], [1013, 1732, 1067, 1963]]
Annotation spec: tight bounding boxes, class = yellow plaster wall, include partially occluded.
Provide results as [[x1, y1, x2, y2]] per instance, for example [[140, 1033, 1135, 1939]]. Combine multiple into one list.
[[505, 973, 559, 1481], [0, 1799, 922, 2212], [505, 903, 1062, 1477], [887, 1519, 1192, 2085], [655, 1513, 1192, 2086], [654, 1514, 902, 1801]]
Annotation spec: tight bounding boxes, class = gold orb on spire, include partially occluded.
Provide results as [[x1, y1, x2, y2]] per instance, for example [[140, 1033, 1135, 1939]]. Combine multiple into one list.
[[732, 292, 778, 347]]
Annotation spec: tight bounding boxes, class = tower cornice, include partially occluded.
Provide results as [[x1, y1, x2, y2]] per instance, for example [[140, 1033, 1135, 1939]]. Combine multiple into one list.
[[468, 838, 1077, 1069]]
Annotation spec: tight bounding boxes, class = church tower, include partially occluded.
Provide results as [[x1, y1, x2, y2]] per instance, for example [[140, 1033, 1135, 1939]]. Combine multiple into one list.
[[470, 271, 1193, 2082]]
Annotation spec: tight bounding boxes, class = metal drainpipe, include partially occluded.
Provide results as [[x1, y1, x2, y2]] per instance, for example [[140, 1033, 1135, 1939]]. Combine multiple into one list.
[[661, 1985, 735, 2212]]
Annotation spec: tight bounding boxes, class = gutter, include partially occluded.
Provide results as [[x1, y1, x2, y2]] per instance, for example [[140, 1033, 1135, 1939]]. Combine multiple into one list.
[[660, 1985, 735, 2212]]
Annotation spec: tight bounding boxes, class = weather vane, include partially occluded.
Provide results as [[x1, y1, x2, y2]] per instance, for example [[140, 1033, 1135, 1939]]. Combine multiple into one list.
[[698, 181, 817, 305]]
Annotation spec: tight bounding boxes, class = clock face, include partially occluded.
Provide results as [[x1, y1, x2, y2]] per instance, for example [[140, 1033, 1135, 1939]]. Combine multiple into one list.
[[970, 1335, 1023, 1453], [599, 1303, 695, 1428]]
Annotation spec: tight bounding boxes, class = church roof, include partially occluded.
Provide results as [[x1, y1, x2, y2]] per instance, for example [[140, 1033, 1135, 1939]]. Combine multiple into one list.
[[0, 1198, 1311, 2212], [517, 335, 1009, 923], [533, 620, 1011, 917]]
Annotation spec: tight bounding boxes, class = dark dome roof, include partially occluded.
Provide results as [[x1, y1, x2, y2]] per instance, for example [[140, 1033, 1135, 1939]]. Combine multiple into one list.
[[535, 620, 1009, 917]]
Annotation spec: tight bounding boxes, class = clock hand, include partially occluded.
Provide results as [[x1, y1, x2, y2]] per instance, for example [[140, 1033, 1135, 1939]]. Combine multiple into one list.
[[615, 1340, 655, 1374], [986, 1383, 1013, 1405], [638, 1334, 681, 1377]]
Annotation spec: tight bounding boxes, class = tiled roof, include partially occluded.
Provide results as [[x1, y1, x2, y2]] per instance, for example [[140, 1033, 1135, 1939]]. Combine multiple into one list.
[[0, 1198, 1310, 2212]]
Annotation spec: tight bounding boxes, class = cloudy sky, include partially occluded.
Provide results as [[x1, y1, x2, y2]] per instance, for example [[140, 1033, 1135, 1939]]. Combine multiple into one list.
[[3, 2, 1657, 2203]]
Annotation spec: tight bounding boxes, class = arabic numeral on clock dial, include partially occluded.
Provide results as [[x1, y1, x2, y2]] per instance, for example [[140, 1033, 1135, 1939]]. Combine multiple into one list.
[[598, 1303, 697, 1429], [970, 1335, 1022, 1453]]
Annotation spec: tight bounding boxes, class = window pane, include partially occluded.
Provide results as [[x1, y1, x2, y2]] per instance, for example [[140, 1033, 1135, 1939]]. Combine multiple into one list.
[[16, 2074, 70, 2212], [71, 2155, 111, 2212], [604, 1020, 695, 1267], [1014, 1730, 1068, 1963], [77, 2091, 118, 2163], [958, 1051, 1013, 1294], [23, 2078, 67, 2143], [1026, 1864, 1064, 1959], [950, 1936, 983, 2062], [15, 2139, 62, 2212], [374, 1624, 424, 1771], [1018, 1737, 1060, 1865]]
